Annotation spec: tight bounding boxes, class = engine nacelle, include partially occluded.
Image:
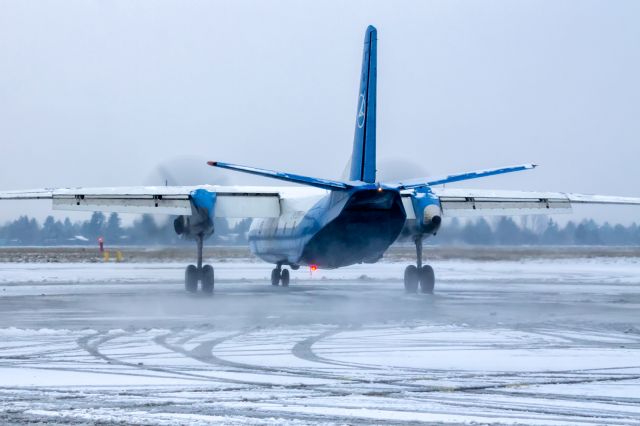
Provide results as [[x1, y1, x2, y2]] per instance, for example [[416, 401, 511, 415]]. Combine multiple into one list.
[[421, 203, 442, 235], [412, 186, 442, 236], [397, 186, 442, 242], [173, 189, 217, 240]]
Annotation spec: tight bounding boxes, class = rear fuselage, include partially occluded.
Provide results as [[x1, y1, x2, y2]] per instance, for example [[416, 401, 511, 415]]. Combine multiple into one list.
[[248, 187, 406, 268]]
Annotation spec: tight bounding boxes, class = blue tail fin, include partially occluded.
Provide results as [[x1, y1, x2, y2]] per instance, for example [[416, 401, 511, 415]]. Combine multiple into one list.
[[349, 25, 377, 183]]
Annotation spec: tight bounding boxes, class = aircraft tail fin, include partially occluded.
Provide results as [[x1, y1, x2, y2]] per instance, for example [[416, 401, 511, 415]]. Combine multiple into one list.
[[349, 25, 377, 183]]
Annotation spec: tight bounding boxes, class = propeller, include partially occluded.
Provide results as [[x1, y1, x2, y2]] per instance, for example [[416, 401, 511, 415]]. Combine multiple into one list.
[[146, 156, 229, 186], [377, 158, 429, 183]]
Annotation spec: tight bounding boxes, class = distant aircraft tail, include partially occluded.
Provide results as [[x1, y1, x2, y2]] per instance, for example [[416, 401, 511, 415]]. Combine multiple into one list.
[[349, 25, 377, 183]]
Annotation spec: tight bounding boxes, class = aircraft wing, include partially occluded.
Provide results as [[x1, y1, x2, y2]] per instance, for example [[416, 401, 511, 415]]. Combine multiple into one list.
[[0, 185, 283, 218], [427, 188, 640, 217]]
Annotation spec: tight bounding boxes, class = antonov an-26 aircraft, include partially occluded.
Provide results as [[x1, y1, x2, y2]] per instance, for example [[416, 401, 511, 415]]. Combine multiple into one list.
[[2, 26, 640, 294]]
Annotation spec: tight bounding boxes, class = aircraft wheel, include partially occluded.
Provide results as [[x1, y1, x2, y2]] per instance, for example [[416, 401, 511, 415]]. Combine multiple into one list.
[[419, 265, 435, 294], [271, 268, 280, 286], [185, 264, 198, 293], [201, 264, 214, 294], [281, 269, 290, 287], [404, 265, 419, 293]]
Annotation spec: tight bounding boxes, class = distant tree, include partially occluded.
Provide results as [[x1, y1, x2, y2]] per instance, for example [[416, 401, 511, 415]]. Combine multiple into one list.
[[608, 224, 627, 245], [42, 216, 64, 244], [575, 219, 602, 245], [540, 219, 561, 245], [599, 222, 615, 245], [209, 218, 231, 244], [523, 215, 550, 235], [130, 214, 159, 244], [62, 217, 78, 241], [558, 221, 577, 245], [630, 223, 640, 245], [4, 216, 40, 245], [462, 218, 494, 245], [495, 217, 522, 245], [104, 213, 122, 243], [82, 212, 106, 241], [231, 218, 253, 244]]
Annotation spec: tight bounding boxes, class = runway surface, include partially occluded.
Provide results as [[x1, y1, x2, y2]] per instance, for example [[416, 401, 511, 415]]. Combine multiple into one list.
[[1, 258, 640, 424]]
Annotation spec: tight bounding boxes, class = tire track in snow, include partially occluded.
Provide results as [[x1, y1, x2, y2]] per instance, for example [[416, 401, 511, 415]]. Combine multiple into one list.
[[155, 329, 348, 383], [290, 325, 379, 369], [292, 324, 640, 384], [70, 327, 640, 420], [76, 330, 256, 385], [290, 325, 545, 386], [155, 327, 433, 390]]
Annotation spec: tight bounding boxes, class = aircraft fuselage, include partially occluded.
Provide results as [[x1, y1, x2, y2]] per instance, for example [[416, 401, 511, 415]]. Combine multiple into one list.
[[248, 187, 407, 268]]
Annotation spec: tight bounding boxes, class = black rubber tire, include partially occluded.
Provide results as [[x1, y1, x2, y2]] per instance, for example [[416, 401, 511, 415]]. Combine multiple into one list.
[[271, 268, 280, 286], [281, 269, 290, 287], [185, 264, 198, 293], [419, 265, 435, 294], [404, 265, 419, 293], [201, 264, 214, 294]]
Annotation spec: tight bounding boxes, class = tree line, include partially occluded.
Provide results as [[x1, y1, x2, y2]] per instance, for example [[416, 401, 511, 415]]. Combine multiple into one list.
[[0, 213, 639, 246], [431, 217, 640, 246], [0, 213, 252, 246]]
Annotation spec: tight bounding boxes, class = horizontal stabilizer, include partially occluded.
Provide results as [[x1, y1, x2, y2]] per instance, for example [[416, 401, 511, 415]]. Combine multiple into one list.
[[394, 163, 537, 190], [208, 161, 351, 191]]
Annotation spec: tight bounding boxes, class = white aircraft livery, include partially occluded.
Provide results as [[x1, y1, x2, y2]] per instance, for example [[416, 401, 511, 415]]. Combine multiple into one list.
[[2, 25, 640, 294]]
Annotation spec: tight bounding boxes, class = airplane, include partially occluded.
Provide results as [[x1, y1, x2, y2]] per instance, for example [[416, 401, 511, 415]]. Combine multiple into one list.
[[2, 25, 640, 295]]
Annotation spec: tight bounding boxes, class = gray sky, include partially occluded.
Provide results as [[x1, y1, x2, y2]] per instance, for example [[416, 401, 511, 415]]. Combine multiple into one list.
[[1, 0, 639, 225]]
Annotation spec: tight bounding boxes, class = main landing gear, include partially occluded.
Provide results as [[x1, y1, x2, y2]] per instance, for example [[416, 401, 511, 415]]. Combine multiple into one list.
[[185, 235, 215, 294], [271, 264, 290, 287], [404, 235, 435, 294]]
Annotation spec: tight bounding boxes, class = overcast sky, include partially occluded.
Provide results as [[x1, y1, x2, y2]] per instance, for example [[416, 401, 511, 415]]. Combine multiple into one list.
[[1, 0, 639, 225]]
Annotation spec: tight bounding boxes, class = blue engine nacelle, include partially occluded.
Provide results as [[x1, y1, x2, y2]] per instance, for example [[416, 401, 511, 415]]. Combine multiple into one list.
[[173, 189, 217, 240], [398, 186, 442, 241], [412, 187, 442, 234]]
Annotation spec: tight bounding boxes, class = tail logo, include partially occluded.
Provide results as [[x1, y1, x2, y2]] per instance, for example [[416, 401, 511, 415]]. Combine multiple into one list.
[[357, 93, 366, 128]]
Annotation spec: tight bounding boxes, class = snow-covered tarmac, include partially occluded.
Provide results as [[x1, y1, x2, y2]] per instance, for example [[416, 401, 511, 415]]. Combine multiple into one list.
[[1, 258, 640, 424]]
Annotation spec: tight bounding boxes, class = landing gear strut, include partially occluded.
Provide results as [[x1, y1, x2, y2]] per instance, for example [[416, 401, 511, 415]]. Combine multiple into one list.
[[185, 235, 215, 294], [271, 264, 290, 287], [404, 235, 435, 294]]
